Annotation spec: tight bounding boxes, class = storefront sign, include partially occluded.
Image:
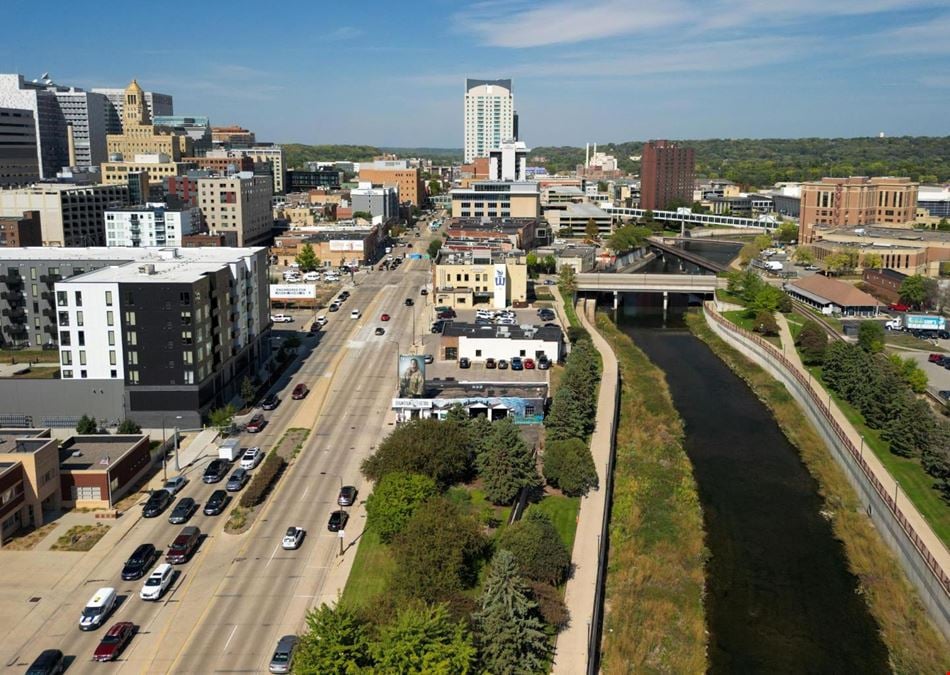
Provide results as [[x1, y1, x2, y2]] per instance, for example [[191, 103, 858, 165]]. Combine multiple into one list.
[[270, 284, 316, 299]]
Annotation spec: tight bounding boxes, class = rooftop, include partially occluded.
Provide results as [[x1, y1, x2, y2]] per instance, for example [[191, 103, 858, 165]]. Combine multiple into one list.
[[0, 428, 51, 454], [0, 246, 264, 264], [443, 321, 563, 342], [786, 275, 882, 309], [558, 203, 611, 218], [58, 435, 145, 471], [819, 225, 950, 244], [427, 381, 548, 400]]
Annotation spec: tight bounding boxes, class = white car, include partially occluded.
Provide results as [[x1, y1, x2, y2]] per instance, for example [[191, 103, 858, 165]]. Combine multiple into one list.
[[303, 271, 321, 282], [315, 315, 328, 326], [282, 526, 305, 550], [350, 309, 361, 319], [139, 563, 173, 601], [271, 314, 293, 323], [162, 476, 188, 495], [240, 447, 263, 470]]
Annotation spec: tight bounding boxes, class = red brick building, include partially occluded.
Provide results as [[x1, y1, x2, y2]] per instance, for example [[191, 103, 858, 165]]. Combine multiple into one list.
[[639, 140, 695, 211]]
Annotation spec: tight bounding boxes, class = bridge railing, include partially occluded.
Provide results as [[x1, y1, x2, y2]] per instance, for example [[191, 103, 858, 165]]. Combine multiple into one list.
[[705, 301, 950, 598], [576, 273, 722, 290]]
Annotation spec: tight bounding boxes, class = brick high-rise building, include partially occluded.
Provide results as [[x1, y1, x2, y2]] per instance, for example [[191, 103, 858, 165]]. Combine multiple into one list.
[[639, 140, 695, 211], [798, 176, 918, 244]]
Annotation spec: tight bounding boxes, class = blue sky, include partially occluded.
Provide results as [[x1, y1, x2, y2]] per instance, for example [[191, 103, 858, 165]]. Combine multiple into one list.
[[3, 0, 948, 147]]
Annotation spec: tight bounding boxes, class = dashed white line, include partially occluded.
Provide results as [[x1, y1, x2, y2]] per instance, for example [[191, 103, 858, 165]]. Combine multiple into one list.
[[264, 543, 281, 568], [223, 624, 238, 652]]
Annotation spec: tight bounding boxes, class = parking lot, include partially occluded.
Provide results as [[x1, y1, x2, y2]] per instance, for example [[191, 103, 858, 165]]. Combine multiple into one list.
[[901, 350, 950, 399]]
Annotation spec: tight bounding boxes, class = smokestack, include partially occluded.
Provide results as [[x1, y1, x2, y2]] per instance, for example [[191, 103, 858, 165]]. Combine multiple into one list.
[[585, 143, 590, 167], [66, 123, 77, 167]]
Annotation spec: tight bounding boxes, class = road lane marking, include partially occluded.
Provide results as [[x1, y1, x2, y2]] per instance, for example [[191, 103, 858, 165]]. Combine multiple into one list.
[[265, 542, 281, 568], [301, 485, 310, 500], [223, 624, 238, 652]]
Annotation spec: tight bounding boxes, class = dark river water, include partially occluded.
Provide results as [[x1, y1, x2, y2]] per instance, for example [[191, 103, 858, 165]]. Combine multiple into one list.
[[620, 311, 889, 673]]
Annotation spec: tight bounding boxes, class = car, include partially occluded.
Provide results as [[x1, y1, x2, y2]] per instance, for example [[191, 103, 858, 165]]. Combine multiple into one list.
[[92, 622, 135, 662], [338, 485, 358, 506], [938, 390, 950, 400], [339, 291, 350, 300], [423, 353, 434, 364], [888, 302, 910, 312], [315, 315, 328, 326], [498, 358, 509, 370], [538, 309, 556, 321], [327, 510, 349, 532], [405, 298, 414, 306], [162, 475, 188, 495], [24, 648, 65, 674], [168, 497, 197, 524], [121, 543, 158, 581], [511, 357, 524, 371], [309, 322, 321, 333], [543, 279, 556, 285], [475, 318, 492, 326], [303, 271, 321, 282], [485, 357, 497, 369], [431, 321, 446, 334], [166, 526, 201, 564], [524, 358, 536, 369], [940, 330, 950, 340], [270, 314, 293, 323], [268, 634, 299, 674], [328, 303, 340, 312], [929, 353, 944, 363], [240, 447, 263, 470], [139, 563, 173, 601], [282, 526, 306, 550], [204, 489, 229, 516], [375, 327, 386, 335], [459, 357, 471, 369], [226, 468, 249, 492], [497, 317, 517, 326], [537, 355, 551, 370], [260, 394, 280, 410], [350, 309, 362, 319], [437, 311, 454, 320], [805, 265, 820, 271], [204, 458, 230, 483], [292, 383, 309, 399], [142, 489, 173, 518], [246, 414, 266, 433]]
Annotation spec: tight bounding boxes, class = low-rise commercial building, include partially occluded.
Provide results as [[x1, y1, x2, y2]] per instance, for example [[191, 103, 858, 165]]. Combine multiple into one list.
[[351, 182, 399, 223], [451, 181, 540, 219], [392, 382, 547, 424], [0, 183, 129, 246], [433, 249, 527, 309], [784, 275, 882, 317], [440, 321, 563, 363], [104, 204, 202, 247], [862, 268, 906, 304], [0, 428, 60, 545], [807, 226, 950, 276], [445, 217, 546, 251], [58, 434, 151, 509], [533, 243, 597, 272], [358, 161, 424, 206], [211, 125, 255, 148], [271, 225, 385, 267], [543, 202, 613, 237]]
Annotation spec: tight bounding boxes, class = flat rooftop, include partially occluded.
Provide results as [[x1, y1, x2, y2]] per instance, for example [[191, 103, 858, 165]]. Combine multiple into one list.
[[58, 435, 144, 471], [0, 246, 265, 263], [427, 381, 548, 399], [820, 226, 950, 244], [443, 322, 563, 342]]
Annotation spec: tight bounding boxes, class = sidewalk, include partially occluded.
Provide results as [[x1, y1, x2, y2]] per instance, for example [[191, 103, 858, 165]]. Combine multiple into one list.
[[551, 294, 619, 675], [772, 312, 950, 570]]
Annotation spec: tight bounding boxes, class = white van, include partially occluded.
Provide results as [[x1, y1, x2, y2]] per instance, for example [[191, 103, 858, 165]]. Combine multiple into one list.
[[303, 271, 321, 282], [282, 271, 301, 282], [140, 563, 173, 601], [79, 587, 117, 631]]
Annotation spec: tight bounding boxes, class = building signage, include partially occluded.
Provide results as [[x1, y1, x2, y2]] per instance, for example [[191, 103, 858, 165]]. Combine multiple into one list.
[[391, 398, 433, 409], [270, 284, 316, 299], [329, 240, 364, 252]]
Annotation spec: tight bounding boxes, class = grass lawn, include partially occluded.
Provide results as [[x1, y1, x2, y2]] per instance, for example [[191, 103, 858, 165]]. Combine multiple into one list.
[[340, 526, 396, 609], [12, 366, 59, 379], [715, 288, 745, 306], [807, 365, 950, 547], [0, 349, 59, 363], [526, 494, 580, 552], [885, 332, 945, 352], [51, 524, 110, 551]]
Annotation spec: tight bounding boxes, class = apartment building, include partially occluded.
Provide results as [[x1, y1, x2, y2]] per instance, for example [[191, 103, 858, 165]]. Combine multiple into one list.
[[53, 88, 111, 168], [351, 182, 399, 223], [104, 204, 202, 247], [0, 183, 129, 246], [451, 182, 540, 219], [197, 172, 273, 246], [201, 147, 285, 193], [640, 140, 695, 211], [0, 211, 42, 247], [211, 125, 256, 147], [464, 79, 514, 163], [799, 176, 919, 244], [358, 161, 425, 206], [488, 140, 528, 181], [0, 108, 40, 187]]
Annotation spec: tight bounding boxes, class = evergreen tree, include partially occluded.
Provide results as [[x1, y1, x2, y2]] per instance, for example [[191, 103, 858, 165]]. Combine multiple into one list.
[[543, 437, 599, 496], [474, 550, 551, 674], [857, 321, 885, 353], [795, 320, 827, 364], [476, 417, 541, 505], [116, 418, 142, 434], [544, 388, 587, 441], [240, 376, 256, 406], [497, 511, 572, 586], [295, 604, 371, 674], [372, 603, 476, 674], [76, 414, 98, 434]]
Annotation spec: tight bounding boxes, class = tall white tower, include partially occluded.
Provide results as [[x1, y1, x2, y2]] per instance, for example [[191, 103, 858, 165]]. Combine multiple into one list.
[[463, 78, 514, 164]]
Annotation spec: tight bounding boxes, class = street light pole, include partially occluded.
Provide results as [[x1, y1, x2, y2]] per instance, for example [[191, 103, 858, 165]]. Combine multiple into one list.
[[161, 417, 167, 482]]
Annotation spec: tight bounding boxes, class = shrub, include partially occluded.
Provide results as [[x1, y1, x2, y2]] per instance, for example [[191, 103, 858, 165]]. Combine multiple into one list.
[[795, 320, 827, 365], [496, 511, 572, 585], [543, 438, 598, 497], [239, 451, 286, 508], [116, 418, 141, 434], [365, 472, 437, 543], [362, 418, 474, 488], [76, 414, 97, 434], [752, 310, 779, 336]]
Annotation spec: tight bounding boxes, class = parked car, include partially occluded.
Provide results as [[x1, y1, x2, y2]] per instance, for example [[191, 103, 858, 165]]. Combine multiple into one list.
[[485, 358, 497, 369], [24, 649, 64, 674], [139, 563, 173, 601], [524, 358, 536, 369], [282, 526, 305, 550], [437, 311, 454, 320], [938, 390, 950, 401], [405, 298, 414, 306], [121, 543, 157, 581], [240, 447, 263, 470], [338, 485, 358, 506], [226, 468, 249, 492], [538, 309, 556, 321], [166, 526, 201, 564], [260, 394, 280, 410], [161, 475, 187, 495], [204, 490, 229, 516], [246, 414, 266, 433], [423, 353, 434, 364], [459, 357, 471, 369], [268, 635, 299, 674], [315, 315, 328, 326], [537, 355, 551, 370], [497, 358, 509, 370], [327, 510, 349, 532], [92, 622, 135, 662], [929, 353, 944, 363], [292, 383, 309, 399], [888, 302, 910, 312], [143, 490, 173, 518], [511, 357, 524, 371], [168, 497, 197, 525], [270, 314, 293, 323], [203, 459, 230, 483]]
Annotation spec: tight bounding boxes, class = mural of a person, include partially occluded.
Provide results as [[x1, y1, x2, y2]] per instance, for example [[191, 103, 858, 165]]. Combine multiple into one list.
[[399, 356, 425, 397]]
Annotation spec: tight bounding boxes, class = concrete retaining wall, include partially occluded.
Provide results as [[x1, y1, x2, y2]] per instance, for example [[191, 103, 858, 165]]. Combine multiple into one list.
[[704, 303, 950, 639]]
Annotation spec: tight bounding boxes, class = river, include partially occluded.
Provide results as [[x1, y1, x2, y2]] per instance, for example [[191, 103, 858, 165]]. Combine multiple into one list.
[[620, 310, 889, 673]]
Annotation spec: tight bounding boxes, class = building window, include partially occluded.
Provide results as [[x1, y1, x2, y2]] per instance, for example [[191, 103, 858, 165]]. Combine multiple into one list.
[[105, 290, 113, 306], [79, 350, 86, 366], [124, 311, 136, 326], [74, 291, 82, 306], [61, 351, 71, 366], [56, 291, 67, 306], [58, 311, 69, 327], [80, 370, 87, 379], [62, 369, 73, 378], [72, 486, 101, 501], [475, 349, 482, 357], [128, 369, 139, 383], [128, 351, 138, 365], [109, 350, 116, 365], [78, 331, 85, 346], [60, 332, 71, 346], [106, 311, 114, 326], [108, 331, 114, 346], [76, 311, 83, 326]]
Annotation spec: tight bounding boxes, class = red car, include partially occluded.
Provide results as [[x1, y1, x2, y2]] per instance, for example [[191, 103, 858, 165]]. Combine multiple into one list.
[[380, 313, 390, 321], [245, 414, 266, 433], [524, 358, 536, 369], [889, 302, 910, 312], [929, 353, 944, 363], [92, 621, 135, 662], [292, 383, 309, 400]]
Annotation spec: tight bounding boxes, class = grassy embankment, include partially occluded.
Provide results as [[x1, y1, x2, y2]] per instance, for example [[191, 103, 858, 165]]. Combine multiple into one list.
[[596, 315, 707, 672], [688, 311, 949, 672]]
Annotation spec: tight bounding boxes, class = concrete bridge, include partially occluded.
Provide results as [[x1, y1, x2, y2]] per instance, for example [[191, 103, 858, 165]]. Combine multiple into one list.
[[648, 238, 728, 273], [604, 204, 779, 230], [576, 273, 724, 294]]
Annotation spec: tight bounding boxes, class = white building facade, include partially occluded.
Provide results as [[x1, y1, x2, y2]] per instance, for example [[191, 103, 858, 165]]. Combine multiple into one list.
[[105, 204, 201, 247], [488, 140, 528, 181], [464, 79, 514, 163]]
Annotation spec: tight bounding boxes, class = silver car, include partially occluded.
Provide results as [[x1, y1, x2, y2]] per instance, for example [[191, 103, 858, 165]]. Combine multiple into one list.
[[226, 468, 249, 492], [268, 635, 298, 673]]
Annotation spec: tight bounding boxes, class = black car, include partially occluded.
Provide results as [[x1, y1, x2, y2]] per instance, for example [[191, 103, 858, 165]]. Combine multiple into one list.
[[25, 649, 65, 675], [142, 490, 173, 518], [260, 394, 280, 411], [203, 459, 230, 484], [339, 291, 350, 300], [431, 320, 446, 334], [940, 330, 950, 340], [168, 497, 197, 525], [327, 510, 349, 532], [204, 489, 229, 516], [405, 298, 414, 306], [459, 357, 471, 369], [121, 543, 157, 581]]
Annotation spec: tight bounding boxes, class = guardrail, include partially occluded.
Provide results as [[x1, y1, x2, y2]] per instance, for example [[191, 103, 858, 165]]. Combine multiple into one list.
[[705, 302, 950, 599]]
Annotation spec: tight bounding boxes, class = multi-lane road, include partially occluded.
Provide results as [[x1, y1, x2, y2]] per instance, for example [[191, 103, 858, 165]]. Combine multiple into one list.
[[2, 248, 432, 673]]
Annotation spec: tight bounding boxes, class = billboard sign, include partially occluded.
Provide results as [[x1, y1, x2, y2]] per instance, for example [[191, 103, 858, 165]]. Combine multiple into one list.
[[398, 354, 426, 398], [270, 284, 316, 299], [329, 240, 365, 252]]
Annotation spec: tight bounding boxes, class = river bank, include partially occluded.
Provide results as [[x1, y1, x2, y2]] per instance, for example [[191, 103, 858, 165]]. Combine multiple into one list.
[[687, 310, 948, 672]]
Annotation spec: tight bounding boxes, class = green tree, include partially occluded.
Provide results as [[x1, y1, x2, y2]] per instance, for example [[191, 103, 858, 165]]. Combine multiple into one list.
[[857, 321, 885, 353], [861, 252, 883, 270], [597, 180, 608, 192], [738, 242, 760, 265], [543, 437, 598, 496], [427, 237, 442, 259], [542, 254, 557, 274], [352, 210, 373, 221], [391, 497, 485, 603], [776, 222, 799, 243], [824, 252, 852, 275], [525, 252, 539, 278], [295, 243, 319, 272], [365, 472, 437, 543], [496, 511, 572, 586], [474, 550, 551, 674], [116, 418, 141, 434], [476, 417, 541, 505], [76, 414, 98, 434], [371, 603, 476, 674], [209, 404, 236, 432], [584, 218, 599, 242], [752, 310, 779, 336], [792, 247, 814, 265], [608, 224, 652, 253], [753, 234, 773, 251], [240, 376, 255, 406], [887, 354, 929, 393], [795, 320, 828, 365], [899, 275, 927, 308], [361, 418, 474, 488], [544, 388, 588, 442], [295, 604, 371, 674], [427, 179, 442, 196], [937, 218, 950, 232], [557, 265, 577, 297]]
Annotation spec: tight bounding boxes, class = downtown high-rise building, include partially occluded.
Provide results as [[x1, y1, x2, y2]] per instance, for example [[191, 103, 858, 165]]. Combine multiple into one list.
[[639, 140, 695, 211], [92, 86, 173, 133], [463, 78, 515, 164]]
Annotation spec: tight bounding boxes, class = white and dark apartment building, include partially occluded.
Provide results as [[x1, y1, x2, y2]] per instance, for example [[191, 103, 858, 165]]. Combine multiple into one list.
[[105, 203, 202, 247]]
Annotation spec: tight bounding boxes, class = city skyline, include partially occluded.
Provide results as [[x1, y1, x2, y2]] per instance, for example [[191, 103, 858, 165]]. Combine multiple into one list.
[[1, 1, 948, 147]]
